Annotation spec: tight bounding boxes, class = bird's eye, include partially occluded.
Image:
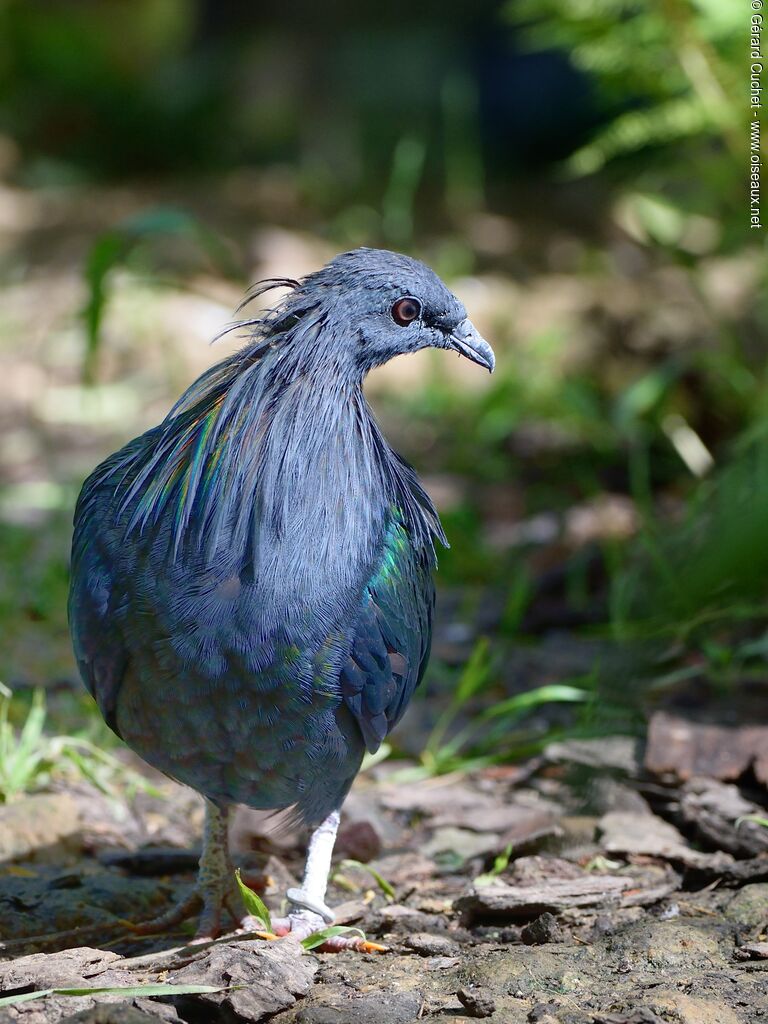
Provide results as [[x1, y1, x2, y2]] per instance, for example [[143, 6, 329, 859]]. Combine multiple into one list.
[[391, 296, 421, 327]]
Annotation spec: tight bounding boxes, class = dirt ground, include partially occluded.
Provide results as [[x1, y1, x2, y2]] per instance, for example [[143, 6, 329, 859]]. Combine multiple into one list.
[[2, 731, 768, 1024]]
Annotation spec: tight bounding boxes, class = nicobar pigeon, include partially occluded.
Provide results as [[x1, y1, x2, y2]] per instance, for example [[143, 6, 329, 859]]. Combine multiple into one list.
[[69, 248, 495, 948]]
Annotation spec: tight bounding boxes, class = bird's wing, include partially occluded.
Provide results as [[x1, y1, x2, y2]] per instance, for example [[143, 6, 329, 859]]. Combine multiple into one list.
[[340, 515, 434, 753], [68, 436, 153, 735]]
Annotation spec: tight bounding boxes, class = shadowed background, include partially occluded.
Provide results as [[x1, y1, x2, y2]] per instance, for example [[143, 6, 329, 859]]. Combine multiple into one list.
[[0, 0, 763, 789]]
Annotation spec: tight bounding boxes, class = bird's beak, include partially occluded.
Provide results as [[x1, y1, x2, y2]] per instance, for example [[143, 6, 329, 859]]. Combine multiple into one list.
[[447, 318, 495, 373]]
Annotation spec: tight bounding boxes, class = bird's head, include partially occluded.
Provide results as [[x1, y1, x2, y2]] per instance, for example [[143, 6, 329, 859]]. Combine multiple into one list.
[[250, 247, 495, 380]]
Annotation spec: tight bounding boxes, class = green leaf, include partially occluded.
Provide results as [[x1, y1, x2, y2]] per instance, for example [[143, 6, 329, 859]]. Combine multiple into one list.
[[482, 684, 588, 720], [300, 925, 365, 950], [736, 814, 768, 830], [339, 859, 395, 898], [234, 868, 272, 930], [474, 842, 514, 887], [0, 984, 224, 1007]]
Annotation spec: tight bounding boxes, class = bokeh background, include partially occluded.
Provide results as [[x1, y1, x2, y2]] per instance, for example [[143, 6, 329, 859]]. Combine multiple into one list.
[[0, 0, 764, 787]]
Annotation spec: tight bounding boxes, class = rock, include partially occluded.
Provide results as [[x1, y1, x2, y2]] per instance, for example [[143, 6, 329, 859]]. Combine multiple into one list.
[[169, 939, 317, 1022], [325, 899, 367, 926], [295, 991, 423, 1024], [527, 1003, 561, 1023], [130, 1003, 179, 1024], [678, 777, 768, 857], [735, 941, 768, 960], [430, 802, 557, 838], [367, 852, 434, 888], [335, 819, 381, 862], [508, 856, 583, 883], [705, 854, 768, 885], [0, 795, 82, 863], [458, 857, 678, 926], [65, 781, 146, 855], [0, 947, 122, 991], [521, 912, 566, 945], [456, 873, 631, 925], [598, 810, 734, 870], [456, 986, 496, 1018], [373, 904, 446, 936], [60, 1006, 176, 1023], [544, 736, 641, 774], [422, 827, 500, 863], [645, 710, 768, 785], [723, 883, 768, 930], [378, 779, 495, 815], [403, 932, 459, 956]]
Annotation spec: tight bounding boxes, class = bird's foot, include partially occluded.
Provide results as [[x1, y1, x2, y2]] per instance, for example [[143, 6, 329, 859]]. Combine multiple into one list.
[[268, 910, 385, 952], [130, 870, 268, 942], [128, 883, 239, 941]]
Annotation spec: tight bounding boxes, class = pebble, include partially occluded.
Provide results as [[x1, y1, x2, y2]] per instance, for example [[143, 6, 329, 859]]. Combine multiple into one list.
[[404, 932, 459, 957], [521, 911, 565, 945], [457, 986, 496, 1018]]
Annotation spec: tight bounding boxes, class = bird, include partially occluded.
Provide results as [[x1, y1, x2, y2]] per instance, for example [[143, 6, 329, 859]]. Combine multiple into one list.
[[69, 247, 495, 948]]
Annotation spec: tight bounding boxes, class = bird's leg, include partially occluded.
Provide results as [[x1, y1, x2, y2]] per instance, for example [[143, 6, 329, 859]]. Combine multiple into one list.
[[286, 807, 340, 924], [269, 809, 384, 952], [133, 801, 242, 940], [194, 801, 240, 939]]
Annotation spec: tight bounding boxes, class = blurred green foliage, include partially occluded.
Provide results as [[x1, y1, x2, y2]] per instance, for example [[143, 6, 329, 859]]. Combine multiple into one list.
[[511, 0, 741, 232], [0, 0, 765, 781]]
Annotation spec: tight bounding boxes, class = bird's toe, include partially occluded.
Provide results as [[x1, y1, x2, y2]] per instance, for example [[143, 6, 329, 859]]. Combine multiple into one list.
[[269, 910, 387, 952]]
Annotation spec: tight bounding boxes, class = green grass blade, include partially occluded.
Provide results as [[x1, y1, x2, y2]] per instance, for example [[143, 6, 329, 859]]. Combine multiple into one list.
[[482, 684, 589, 720], [0, 984, 224, 1007], [339, 859, 395, 898]]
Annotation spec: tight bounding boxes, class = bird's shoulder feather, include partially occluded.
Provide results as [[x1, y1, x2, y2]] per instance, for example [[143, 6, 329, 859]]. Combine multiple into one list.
[[340, 510, 434, 753]]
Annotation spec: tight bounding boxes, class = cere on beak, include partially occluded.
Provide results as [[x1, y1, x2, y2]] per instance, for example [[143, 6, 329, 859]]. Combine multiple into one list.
[[448, 318, 496, 373]]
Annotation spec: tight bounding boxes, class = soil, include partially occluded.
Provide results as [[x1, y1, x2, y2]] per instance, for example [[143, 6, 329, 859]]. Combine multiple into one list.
[[2, 740, 768, 1024]]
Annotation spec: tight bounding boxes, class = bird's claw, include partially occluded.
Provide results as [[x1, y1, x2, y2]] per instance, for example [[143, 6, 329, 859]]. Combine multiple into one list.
[[130, 879, 260, 941], [268, 910, 387, 953], [285, 886, 335, 923]]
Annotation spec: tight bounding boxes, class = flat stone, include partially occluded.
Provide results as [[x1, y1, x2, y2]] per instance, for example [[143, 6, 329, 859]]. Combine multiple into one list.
[[379, 780, 494, 815], [404, 932, 459, 956], [545, 736, 641, 774], [169, 938, 317, 1022], [0, 795, 82, 863], [422, 827, 501, 863], [735, 941, 768, 960], [645, 710, 768, 786], [456, 873, 631, 924], [0, 947, 122, 991], [598, 810, 734, 870]]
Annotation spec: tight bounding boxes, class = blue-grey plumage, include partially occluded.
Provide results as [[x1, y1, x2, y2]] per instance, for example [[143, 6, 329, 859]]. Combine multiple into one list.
[[68, 247, 494, 942]]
